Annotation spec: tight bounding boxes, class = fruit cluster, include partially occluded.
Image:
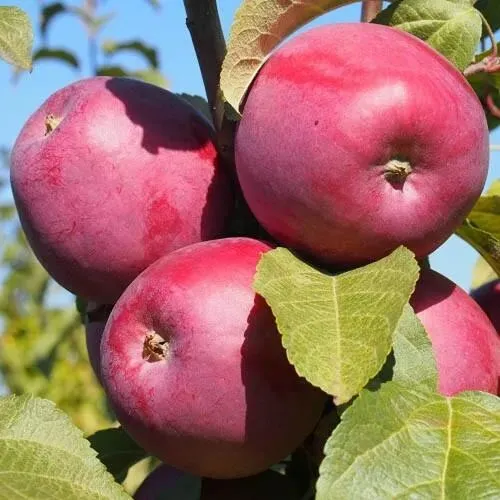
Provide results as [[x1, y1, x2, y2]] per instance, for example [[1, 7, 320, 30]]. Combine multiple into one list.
[[10, 22, 500, 497]]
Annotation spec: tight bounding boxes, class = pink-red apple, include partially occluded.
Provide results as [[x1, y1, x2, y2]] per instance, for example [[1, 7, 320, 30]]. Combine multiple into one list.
[[84, 302, 112, 384], [134, 464, 185, 500], [471, 279, 500, 331], [11, 76, 232, 303], [236, 23, 488, 267], [134, 464, 300, 499], [100, 238, 326, 478], [410, 270, 499, 396]]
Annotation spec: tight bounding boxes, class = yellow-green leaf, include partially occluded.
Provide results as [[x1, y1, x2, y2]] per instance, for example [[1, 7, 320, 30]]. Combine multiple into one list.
[[392, 305, 438, 391], [0, 7, 33, 70], [317, 384, 500, 499], [374, 0, 482, 71], [220, 0, 358, 114], [456, 181, 500, 276], [254, 247, 419, 404], [0, 395, 130, 499]]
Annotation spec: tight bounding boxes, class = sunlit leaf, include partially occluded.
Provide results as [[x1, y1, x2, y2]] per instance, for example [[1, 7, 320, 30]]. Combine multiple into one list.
[[254, 247, 419, 404], [317, 385, 500, 499], [0, 395, 130, 499], [0, 6, 33, 70], [374, 0, 482, 71]]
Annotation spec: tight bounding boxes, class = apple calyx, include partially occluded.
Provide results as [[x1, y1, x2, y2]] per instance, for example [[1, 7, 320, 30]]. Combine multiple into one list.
[[383, 159, 412, 185], [143, 333, 169, 362], [44, 114, 62, 136]]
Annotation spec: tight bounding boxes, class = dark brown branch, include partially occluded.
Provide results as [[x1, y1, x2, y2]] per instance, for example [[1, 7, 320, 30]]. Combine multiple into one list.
[[183, 0, 226, 132], [361, 0, 383, 22]]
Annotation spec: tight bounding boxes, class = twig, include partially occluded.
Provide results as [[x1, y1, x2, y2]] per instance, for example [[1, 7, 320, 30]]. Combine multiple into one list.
[[183, 0, 226, 132], [361, 0, 383, 22]]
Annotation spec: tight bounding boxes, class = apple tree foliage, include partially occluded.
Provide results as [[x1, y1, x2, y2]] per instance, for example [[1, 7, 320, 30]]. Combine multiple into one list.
[[0, 0, 499, 499]]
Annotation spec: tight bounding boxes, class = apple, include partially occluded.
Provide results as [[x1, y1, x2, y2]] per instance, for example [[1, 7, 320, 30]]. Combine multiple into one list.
[[84, 302, 112, 384], [410, 270, 500, 396], [134, 464, 184, 500], [11, 76, 232, 303], [235, 23, 489, 267], [100, 238, 326, 478], [134, 464, 300, 499], [471, 279, 500, 331]]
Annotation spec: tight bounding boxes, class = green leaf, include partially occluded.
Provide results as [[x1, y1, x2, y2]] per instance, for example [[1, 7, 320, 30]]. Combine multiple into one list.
[[471, 257, 498, 289], [392, 304, 438, 391], [221, 0, 358, 113], [456, 182, 500, 275], [33, 47, 79, 69], [254, 247, 419, 404], [456, 220, 500, 276], [0, 7, 33, 70], [0, 395, 130, 499], [88, 427, 148, 484], [97, 66, 168, 88], [317, 384, 500, 500], [177, 94, 212, 123], [97, 65, 128, 77], [374, 0, 482, 71], [131, 69, 168, 88], [40, 3, 66, 36], [102, 40, 158, 68], [69, 7, 114, 36]]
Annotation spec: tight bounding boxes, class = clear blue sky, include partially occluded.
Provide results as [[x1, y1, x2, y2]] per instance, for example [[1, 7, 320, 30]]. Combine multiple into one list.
[[1, 0, 499, 292]]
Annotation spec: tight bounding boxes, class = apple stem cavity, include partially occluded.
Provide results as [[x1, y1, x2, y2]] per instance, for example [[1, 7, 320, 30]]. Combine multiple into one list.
[[44, 114, 62, 136], [143, 333, 169, 362], [383, 159, 412, 185]]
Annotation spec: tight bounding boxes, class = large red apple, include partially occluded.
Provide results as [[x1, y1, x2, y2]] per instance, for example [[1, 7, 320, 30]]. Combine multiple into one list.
[[410, 270, 499, 396], [11, 76, 232, 303], [471, 279, 500, 331], [235, 23, 489, 267], [134, 464, 300, 499], [100, 238, 326, 478]]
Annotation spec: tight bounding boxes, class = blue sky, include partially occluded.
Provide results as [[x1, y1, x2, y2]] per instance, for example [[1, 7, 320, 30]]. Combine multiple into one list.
[[1, 0, 499, 292]]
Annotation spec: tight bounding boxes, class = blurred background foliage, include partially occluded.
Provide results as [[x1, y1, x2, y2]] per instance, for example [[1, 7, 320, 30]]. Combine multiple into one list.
[[0, 0, 167, 437]]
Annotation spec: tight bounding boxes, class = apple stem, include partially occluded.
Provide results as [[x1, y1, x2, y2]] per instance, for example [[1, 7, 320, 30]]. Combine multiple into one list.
[[44, 114, 62, 136], [383, 159, 412, 184], [143, 333, 169, 362]]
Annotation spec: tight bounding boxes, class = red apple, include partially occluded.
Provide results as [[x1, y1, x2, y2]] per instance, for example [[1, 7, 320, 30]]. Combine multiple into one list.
[[471, 279, 500, 331], [100, 238, 326, 478], [134, 464, 300, 500], [235, 23, 489, 267], [410, 270, 499, 396], [134, 464, 185, 500], [84, 302, 112, 384], [11, 76, 232, 303]]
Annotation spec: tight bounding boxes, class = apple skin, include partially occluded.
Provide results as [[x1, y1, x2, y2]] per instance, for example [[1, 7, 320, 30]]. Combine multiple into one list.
[[100, 238, 326, 479], [133, 464, 184, 500], [85, 318, 106, 384], [410, 270, 500, 396], [471, 279, 500, 332], [84, 303, 113, 384], [11, 76, 232, 303], [235, 23, 489, 267], [134, 464, 300, 500]]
